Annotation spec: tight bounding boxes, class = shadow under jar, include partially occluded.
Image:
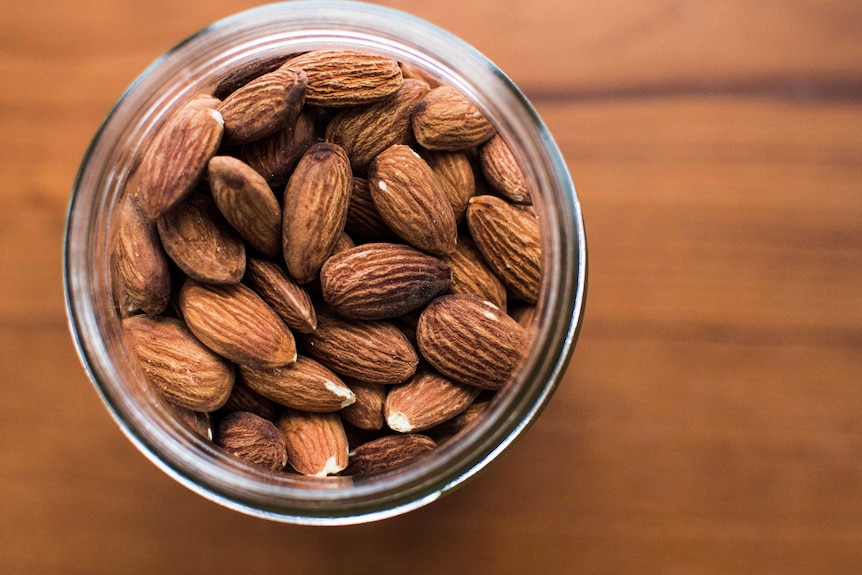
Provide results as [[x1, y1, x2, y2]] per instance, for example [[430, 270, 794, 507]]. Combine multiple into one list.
[[64, 0, 587, 525]]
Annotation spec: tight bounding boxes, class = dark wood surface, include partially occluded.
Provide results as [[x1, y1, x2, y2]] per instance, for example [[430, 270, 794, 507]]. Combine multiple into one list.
[[2, 1, 861, 573]]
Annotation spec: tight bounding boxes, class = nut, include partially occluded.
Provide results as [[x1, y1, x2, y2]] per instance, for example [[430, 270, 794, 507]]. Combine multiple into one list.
[[215, 411, 288, 471]]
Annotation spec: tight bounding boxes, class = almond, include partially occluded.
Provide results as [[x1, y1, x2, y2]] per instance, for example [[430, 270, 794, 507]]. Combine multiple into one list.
[[479, 134, 531, 205], [277, 409, 349, 476], [384, 367, 480, 432], [238, 356, 356, 412], [136, 106, 224, 219], [213, 53, 293, 100], [208, 156, 282, 258], [244, 257, 317, 334], [178, 279, 297, 369], [325, 78, 430, 171], [344, 434, 436, 475], [156, 193, 246, 285], [122, 314, 235, 412], [420, 149, 476, 222], [287, 50, 403, 107], [367, 144, 457, 255], [340, 379, 386, 431], [114, 194, 171, 315], [442, 235, 507, 311], [217, 66, 307, 145], [320, 243, 451, 320], [220, 378, 279, 422], [412, 85, 495, 151], [344, 177, 400, 243], [331, 231, 356, 255], [416, 294, 526, 390], [215, 411, 288, 471], [240, 108, 316, 187], [299, 311, 419, 385], [166, 402, 213, 440], [466, 195, 542, 304], [427, 396, 491, 442], [282, 142, 352, 283]]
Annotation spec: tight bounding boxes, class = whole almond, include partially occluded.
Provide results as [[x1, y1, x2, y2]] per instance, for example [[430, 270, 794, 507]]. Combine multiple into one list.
[[344, 434, 436, 476], [420, 149, 476, 222], [123, 315, 235, 412], [238, 356, 356, 412], [136, 106, 224, 219], [368, 144, 457, 256], [441, 235, 507, 311], [217, 67, 307, 145], [213, 53, 293, 100], [299, 311, 419, 385], [325, 78, 430, 171], [240, 108, 316, 187], [466, 195, 542, 304], [283, 142, 352, 283], [320, 243, 451, 320], [479, 134, 531, 205], [287, 50, 403, 107], [244, 257, 317, 334], [215, 411, 288, 471], [277, 409, 349, 476], [344, 177, 400, 243], [157, 193, 246, 285], [385, 367, 480, 433], [208, 156, 282, 258], [427, 396, 491, 442], [412, 85, 495, 151], [178, 279, 297, 369], [340, 379, 386, 431], [416, 294, 526, 390], [114, 194, 171, 316]]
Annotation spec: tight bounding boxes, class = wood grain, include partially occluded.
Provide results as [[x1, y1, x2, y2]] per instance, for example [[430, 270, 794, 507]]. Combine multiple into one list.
[[1, 0, 861, 573]]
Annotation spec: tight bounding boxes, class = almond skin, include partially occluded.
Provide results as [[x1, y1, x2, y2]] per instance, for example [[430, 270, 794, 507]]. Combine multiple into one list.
[[420, 149, 476, 222], [344, 177, 400, 243], [416, 294, 526, 390], [123, 315, 235, 412], [367, 144, 457, 256], [277, 409, 349, 476], [208, 155, 282, 258], [114, 194, 171, 316], [156, 193, 246, 285], [287, 50, 403, 107], [299, 311, 419, 385], [217, 66, 307, 145], [244, 257, 317, 334], [479, 134, 531, 205], [220, 379, 280, 422], [466, 195, 542, 304], [384, 367, 480, 432], [344, 434, 436, 476], [442, 236, 508, 311], [283, 142, 352, 283], [320, 243, 451, 320], [215, 411, 288, 471], [340, 379, 386, 431], [136, 106, 224, 219], [213, 53, 293, 100], [240, 108, 316, 187], [178, 279, 297, 369], [412, 85, 495, 151], [238, 356, 356, 412]]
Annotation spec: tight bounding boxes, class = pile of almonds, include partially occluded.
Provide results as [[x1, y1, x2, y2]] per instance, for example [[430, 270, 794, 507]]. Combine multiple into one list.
[[113, 50, 542, 477]]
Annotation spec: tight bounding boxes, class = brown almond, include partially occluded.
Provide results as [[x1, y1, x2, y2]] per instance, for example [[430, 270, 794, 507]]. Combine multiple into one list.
[[466, 195, 542, 303], [331, 231, 356, 255], [165, 402, 213, 440], [217, 67, 307, 145], [178, 279, 297, 369], [325, 78, 430, 171], [416, 294, 526, 390], [114, 194, 171, 315], [367, 144, 457, 255], [220, 378, 280, 422], [136, 106, 224, 219], [213, 53, 293, 100], [412, 85, 495, 151], [400, 61, 442, 89], [244, 257, 317, 334], [277, 409, 349, 476], [384, 367, 480, 433], [320, 243, 451, 320], [208, 156, 282, 258], [340, 379, 386, 431], [442, 235, 507, 311], [123, 315, 235, 412], [240, 108, 316, 187], [479, 134, 531, 205], [283, 142, 352, 283], [344, 434, 436, 476], [287, 50, 403, 107], [238, 356, 356, 412], [427, 396, 491, 442], [344, 177, 400, 243], [299, 311, 419, 385], [215, 411, 288, 471], [157, 193, 246, 285], [420, 149, 476, 222]]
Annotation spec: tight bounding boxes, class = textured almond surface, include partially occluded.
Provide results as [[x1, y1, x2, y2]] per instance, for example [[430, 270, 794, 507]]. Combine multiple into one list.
[[240, 108, 316, 187], [340, 379, 386, 431], [178, 279, 297, 369], [420, 149, 476, 222], [287, 50, 403, 107], [344, 434, 436, 476], [244, 257, 317, 334], [416, 294, 526, 389], [344, 177, 400, 243], [412, 85, 495, 151], [442, 236, 508, 311], [214, 411, 287, 471], [385, 367, 480, 432], [479, 134, 531, 205], [238, 356, 356, 412], [277, 409, 349, 476]]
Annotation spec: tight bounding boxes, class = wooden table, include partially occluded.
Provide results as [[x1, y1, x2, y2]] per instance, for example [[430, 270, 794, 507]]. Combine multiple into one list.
[[2, 1, 861, 572]]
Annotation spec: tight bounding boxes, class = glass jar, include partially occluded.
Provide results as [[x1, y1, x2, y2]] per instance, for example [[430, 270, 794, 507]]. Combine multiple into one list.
[[64, 0, 587, 524]]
